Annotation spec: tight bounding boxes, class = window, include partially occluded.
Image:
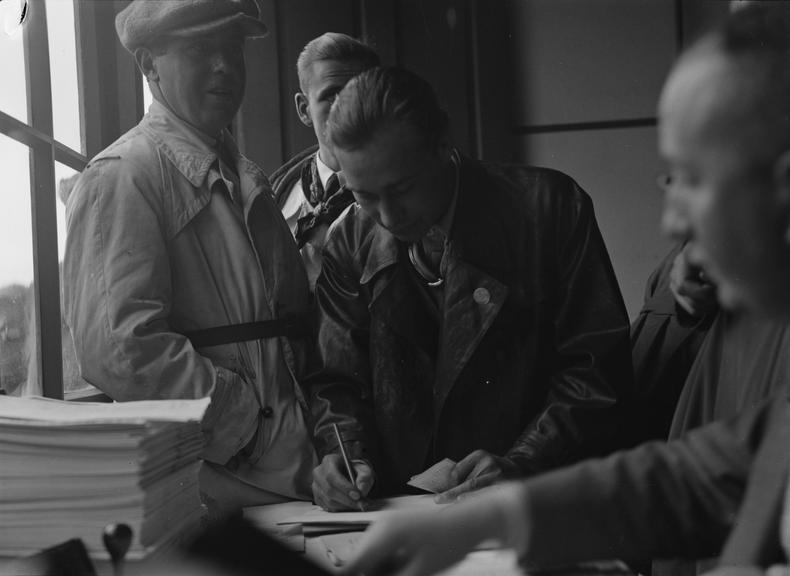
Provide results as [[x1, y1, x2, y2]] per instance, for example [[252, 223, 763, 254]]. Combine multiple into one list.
[[0, 1, 27, 124], [0, 0, 139, 399], [55, 162, 85, 395], [46, 0, 82, 153], [0, 134, 34, 396], [143, 74, 154, 113]]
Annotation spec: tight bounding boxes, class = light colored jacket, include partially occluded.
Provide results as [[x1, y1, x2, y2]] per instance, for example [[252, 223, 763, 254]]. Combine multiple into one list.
[[64, 102, 315, 504]]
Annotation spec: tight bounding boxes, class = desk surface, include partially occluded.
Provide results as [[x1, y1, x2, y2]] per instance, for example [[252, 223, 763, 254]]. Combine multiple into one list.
[[244, 499, 524, 575], [0, 499, 629, 576]]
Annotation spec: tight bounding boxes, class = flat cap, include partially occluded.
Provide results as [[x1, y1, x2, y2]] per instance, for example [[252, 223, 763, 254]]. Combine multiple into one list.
[[116, 0, 267, 53]]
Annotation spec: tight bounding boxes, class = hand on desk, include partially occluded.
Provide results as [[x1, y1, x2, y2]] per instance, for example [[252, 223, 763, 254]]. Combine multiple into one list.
[[435, 450, 518, 503], [341, 483, 519, 576], [312, 454, 374, 511]]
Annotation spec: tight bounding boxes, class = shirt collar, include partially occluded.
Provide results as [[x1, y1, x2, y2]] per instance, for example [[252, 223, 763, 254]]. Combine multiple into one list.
[[315, 150, 338, 189], [142, 100, 238, 188]]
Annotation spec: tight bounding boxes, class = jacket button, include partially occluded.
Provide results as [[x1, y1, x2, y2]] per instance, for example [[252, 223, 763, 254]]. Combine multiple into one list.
[[473, 287, 490, 305], [262, 406, 274, 418]]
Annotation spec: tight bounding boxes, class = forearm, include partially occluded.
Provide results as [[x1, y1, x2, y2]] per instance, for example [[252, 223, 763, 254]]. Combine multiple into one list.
[[307, 242, 380, 466], [504, 381, 625, 475], [308, 375, 379, 466], [74, 322, 260, 464], [518, 186, 632, 468], [512, 408, 765, 568]]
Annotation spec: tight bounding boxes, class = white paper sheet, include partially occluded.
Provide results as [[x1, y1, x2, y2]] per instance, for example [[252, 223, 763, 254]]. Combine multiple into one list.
[[277, 494, 447, 526], [0, 395, 210, 423], [407, 457, 457, 493]]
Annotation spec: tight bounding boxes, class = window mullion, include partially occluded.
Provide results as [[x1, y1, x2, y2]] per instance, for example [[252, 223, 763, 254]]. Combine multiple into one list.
[[23, 1, 63, 399], [54, 142, 87, 173]]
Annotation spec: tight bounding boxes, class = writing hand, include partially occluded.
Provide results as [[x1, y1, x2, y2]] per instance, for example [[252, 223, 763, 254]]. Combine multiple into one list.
[[312, 454, 374, 511], [435, 449, 517, 504]]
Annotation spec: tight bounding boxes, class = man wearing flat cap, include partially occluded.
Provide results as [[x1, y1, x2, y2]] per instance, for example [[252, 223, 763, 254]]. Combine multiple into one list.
[[63, 0, 316, 511]]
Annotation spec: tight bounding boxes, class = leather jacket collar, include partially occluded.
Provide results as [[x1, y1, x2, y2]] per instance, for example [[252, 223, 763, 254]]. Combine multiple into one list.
[[355, 155, 517, 286]]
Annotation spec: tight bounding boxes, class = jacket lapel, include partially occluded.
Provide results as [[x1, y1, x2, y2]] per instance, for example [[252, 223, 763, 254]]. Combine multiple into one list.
[[433, 156, 514, 414], [362, 156, 518, 414], [366, 238, 438, 358], [434, 245, 509, 413]]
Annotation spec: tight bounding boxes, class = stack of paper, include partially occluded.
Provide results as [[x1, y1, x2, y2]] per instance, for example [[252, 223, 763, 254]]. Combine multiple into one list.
[[0, 396, 210, 560]]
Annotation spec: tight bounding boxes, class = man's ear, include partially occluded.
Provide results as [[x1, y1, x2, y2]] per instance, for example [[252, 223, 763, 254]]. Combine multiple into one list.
[[295, 93, 312, 128], [135, 47, 159, 82], [772, 149, 790, 244]]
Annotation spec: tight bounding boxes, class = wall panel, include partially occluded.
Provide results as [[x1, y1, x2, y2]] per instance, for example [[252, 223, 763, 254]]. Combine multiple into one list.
[[395, 0, 474, 155], [519, 127, 671, 318], [510, 0, 677, 127]]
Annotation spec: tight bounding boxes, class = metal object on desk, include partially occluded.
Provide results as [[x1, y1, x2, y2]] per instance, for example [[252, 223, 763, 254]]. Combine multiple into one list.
[[102, 524, 132, 576]]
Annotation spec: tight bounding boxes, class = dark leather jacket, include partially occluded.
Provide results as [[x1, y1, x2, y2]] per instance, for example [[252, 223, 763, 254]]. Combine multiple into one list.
[[305, 157, 633, 494]]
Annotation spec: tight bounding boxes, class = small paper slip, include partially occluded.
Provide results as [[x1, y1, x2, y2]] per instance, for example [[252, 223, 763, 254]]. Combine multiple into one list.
[[407, 457, 456, 493]]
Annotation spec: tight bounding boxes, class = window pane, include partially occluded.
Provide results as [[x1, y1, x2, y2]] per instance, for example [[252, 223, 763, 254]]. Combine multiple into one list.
[[46, 0, 82, 153], [0, 133, 37, 396], [143, 73, 154, 114], [55, 162, 90, 394], [0, 0, 28, 123]]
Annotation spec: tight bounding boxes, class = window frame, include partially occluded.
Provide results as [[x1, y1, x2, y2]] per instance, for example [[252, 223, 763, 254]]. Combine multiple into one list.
[[0, 0, 141, 399]]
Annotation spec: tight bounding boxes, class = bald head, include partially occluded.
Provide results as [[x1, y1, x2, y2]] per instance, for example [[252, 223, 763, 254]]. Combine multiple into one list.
[[664, 3, 790, 159], [657, 2, 790, 318], [660, 41, 776, 173]]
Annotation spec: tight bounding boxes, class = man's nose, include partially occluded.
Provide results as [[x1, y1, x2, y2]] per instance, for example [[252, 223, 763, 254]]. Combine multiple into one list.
[[210, 51, 232, 74], [660, 186, 692, 242]]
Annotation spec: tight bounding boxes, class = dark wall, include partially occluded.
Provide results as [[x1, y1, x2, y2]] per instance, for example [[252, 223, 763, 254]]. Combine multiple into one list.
[[236, 0, 511, 173]]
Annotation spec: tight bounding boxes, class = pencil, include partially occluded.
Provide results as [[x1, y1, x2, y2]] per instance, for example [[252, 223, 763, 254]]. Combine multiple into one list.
[[332, 423, 365, 512]]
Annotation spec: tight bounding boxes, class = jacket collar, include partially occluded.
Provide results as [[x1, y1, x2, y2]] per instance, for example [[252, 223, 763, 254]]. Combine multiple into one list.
[[358, 155, 515, 284], [363, 155, 513, 414], [139, 100, 238, 189]]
